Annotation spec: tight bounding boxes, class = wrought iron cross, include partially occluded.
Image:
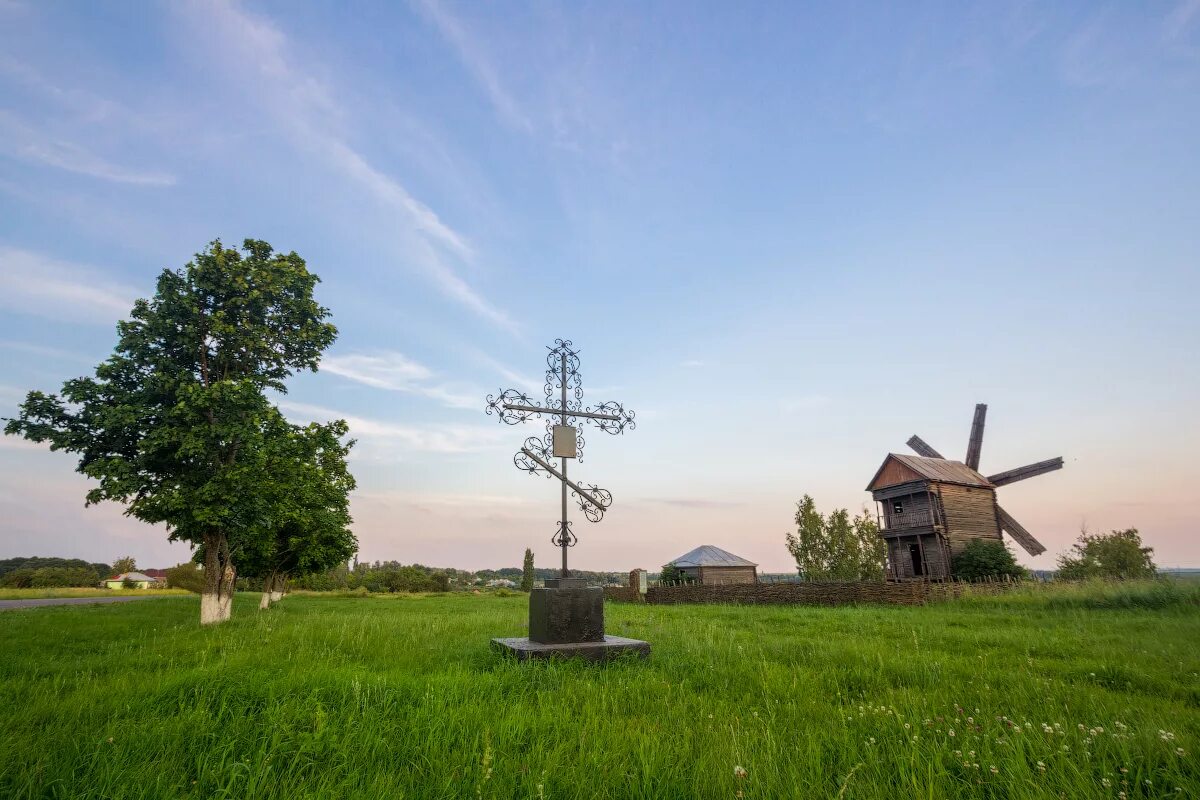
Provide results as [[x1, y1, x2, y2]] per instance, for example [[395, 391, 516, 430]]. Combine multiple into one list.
[[486, 339, 635, 577]]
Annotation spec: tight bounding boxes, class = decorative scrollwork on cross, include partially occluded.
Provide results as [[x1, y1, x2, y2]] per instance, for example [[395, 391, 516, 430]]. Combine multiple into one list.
[[485, 339, 636, 577]]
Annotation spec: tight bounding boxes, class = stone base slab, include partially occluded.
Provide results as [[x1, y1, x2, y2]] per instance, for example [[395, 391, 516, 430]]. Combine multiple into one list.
[[491, 636, 651, 662]]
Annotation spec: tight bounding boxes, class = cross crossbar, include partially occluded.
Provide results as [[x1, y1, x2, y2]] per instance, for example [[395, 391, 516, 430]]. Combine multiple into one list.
[[503, 403, 623, 422], [520, 447, 611, 511]]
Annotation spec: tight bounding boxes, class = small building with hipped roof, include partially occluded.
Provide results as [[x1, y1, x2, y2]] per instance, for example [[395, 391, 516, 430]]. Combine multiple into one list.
[[663, 545, 758, 585]]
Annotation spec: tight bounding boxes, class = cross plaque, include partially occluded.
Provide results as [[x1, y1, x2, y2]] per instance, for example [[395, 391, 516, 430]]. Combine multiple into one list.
[[486, 339, 635, 577]]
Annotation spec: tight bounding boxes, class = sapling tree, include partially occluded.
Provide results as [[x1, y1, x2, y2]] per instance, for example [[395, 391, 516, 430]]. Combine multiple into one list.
[[786, 495, 886, 580], [520, 548, 535, 592], [4, 239, 338, 624]]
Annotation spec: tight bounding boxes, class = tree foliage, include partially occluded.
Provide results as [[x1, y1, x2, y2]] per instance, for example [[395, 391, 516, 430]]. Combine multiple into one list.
[[785, 495, 886, 581], [1057, 528, 1156, 580], [952, 539, 1027, 580], [112, 556, 137, 575], [659, 564, 694, 585], [230, 411, 357, 608], [521, 548, 535, 592], [4, 239, 340, 624]]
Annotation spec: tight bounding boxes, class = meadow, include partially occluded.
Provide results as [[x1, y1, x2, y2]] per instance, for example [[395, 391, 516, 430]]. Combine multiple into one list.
[[1, 583, 1197, 799]]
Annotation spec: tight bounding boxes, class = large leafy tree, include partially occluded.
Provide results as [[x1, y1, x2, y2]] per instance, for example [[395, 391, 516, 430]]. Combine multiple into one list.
[[4, 240, 338, 624], [235, 412, 357, 610], [786, 495, 886, 581], [1057, 528, 1156, 580]]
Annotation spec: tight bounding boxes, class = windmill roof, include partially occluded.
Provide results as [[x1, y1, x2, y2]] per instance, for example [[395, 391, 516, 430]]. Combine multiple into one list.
[[665, 545, 757, 568], [867, 453, 994, 491]]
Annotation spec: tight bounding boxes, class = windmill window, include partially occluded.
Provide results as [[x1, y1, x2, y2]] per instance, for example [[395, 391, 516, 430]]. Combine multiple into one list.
[[893, 500, 904, 514]]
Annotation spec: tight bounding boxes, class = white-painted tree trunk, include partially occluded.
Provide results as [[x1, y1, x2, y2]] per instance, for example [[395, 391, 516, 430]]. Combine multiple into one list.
[[259, 590, 271, 610], [200, 532, 236, 625], [270, 573, 285, 602]]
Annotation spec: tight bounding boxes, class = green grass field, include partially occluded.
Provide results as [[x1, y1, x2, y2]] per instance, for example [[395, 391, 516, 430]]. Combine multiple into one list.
[[1, 584, 1197, 799]]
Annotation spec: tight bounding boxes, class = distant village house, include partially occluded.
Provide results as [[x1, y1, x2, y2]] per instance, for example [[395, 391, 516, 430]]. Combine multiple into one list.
[[664, 545, 758, 585]]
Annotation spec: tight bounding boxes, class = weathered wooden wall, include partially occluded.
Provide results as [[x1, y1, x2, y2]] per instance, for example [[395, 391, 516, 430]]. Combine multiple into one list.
[[887, 533, 949, 579], [698, 566, 757, 585], [881, 491, 933, 529], [937, 484, 1001, 552]]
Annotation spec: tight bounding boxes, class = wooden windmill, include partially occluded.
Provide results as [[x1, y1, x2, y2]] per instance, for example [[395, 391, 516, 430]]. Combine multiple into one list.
[[866, 403, 1063, 580]]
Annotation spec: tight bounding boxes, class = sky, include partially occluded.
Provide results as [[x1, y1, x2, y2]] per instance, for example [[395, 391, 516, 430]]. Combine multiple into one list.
[[1, 0, 1198, 574]]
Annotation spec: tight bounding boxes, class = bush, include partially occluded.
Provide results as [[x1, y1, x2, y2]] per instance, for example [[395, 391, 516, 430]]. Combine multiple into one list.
[[164, 562, 205, 593], [1057, 528, 1156, 580], [659, 565, 694, 585], [952, 539, 1026, 581]]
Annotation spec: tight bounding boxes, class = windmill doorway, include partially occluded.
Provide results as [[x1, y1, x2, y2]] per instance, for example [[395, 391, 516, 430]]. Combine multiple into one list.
[[908, 543, 924, 577]]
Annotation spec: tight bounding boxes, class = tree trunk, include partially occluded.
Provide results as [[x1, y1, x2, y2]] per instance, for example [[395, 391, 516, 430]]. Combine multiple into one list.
[[259, 570, 276, 610], [270, 572, 285, 603], [200, 532, 236, 625]]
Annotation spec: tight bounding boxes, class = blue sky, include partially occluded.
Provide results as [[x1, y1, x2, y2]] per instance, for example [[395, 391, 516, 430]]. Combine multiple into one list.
[[1, 0, 1198, 572]]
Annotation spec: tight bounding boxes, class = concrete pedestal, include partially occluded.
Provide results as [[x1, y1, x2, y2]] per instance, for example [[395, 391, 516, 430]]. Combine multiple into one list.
[[492, 635, 650, 662], [493, 581, 650, 661], [529, 585, 604, 643]]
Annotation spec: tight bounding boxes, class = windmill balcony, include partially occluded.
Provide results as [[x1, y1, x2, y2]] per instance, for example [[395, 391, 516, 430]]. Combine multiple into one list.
[[881, 509, 937, 533]]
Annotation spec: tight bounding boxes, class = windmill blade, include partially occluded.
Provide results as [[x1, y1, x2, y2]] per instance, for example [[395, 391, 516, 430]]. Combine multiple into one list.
[[965, 403, 987, 470], [987, 457, 1064, 487], [907, 435, 945, 459], [996, 505, 1046, 556]]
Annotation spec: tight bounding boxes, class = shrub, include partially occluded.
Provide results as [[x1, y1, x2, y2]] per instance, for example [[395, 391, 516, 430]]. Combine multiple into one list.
[[952, 539, 1026, 581], [1057, 528, 1156, 579], [164, 563, 205, 593], [659, 565, 694, 585]]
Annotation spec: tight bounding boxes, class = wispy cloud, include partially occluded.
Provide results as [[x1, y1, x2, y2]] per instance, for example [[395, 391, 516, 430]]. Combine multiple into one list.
[[0, 339, 100, 363], [321, 350, 477, 409], [184, 0, 516, 332], [278, 400, 506, 454], [0, 247, 136, 324], [0, 111, 175, 186], [680, 359, 705, 368], [1165, 0, 1200, 40], [411, 0, 533, 133]]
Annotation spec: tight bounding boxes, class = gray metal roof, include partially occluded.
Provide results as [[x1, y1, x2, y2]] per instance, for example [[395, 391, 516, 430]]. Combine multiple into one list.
[[666, 545, 758, 568], [870, 453, 994, 489], [110, 572, 160, 582]]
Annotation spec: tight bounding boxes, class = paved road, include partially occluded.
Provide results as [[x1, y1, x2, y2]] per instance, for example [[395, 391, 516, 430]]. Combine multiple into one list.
[[0, 595, 176, 611]]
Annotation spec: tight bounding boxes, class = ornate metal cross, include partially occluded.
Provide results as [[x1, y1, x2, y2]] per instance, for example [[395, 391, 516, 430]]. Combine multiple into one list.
[[486, 339, 635, 577]]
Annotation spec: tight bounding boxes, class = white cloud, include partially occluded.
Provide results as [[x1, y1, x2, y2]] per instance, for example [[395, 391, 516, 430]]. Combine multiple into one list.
[[0, 247, 137, 324], [278, 400, 507, 454], [184, 0, 516, 332], [0, 110, 174, 186], [411, 0, 534, 133], [321, 350, 477, 409]]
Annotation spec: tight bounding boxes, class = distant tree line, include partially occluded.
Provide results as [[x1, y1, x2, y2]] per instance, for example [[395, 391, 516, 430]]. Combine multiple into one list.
[[0, 557, 113, 588]]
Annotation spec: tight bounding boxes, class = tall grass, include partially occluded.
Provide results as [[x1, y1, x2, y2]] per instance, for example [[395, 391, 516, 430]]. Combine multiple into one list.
[[952, 578, 1200, 610], [0, 588, 1196, 799]]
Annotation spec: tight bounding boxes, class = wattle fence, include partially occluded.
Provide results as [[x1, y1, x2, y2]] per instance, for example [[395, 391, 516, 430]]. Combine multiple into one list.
[[604, 576, 1018, 607]]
